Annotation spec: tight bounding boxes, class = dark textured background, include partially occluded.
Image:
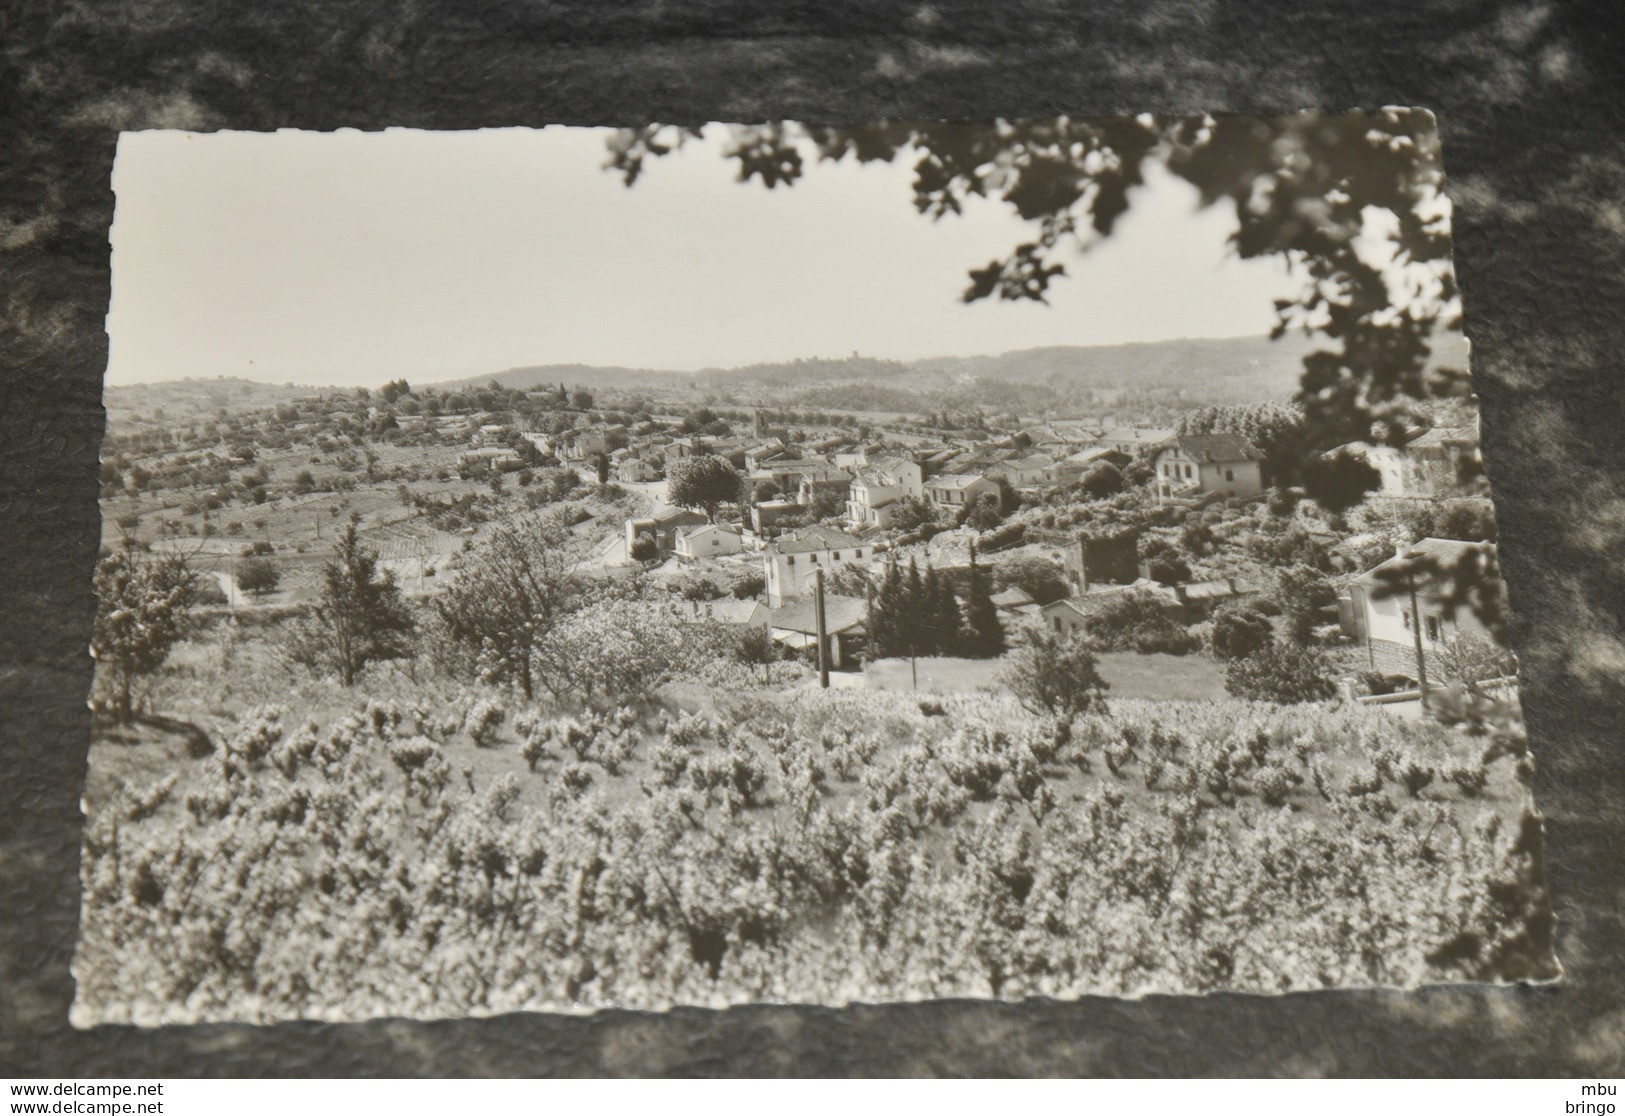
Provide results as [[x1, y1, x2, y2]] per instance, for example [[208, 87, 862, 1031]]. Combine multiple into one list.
[[3, 0, 1623, 1077]]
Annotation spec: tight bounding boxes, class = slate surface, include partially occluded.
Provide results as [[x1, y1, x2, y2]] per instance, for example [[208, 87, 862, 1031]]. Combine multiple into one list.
[[2, 0, 1622, 1076]]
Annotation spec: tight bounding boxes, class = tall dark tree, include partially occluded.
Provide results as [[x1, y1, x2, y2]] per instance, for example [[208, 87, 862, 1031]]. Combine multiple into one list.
[[960, 547, 1005, 658], [903, 557, 926, 655], [290, 521, 415, 686], [869, 555, 906, 659], [922, 564, 964, 656]]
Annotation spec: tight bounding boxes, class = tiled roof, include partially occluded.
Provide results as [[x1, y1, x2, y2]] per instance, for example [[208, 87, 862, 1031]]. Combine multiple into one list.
[[926, 472, 990, 490], [768, 594, 868, 634], [1165, 433, 1265, 463], [770, 525, 866, 555], [1355, 538, 1491, 587]]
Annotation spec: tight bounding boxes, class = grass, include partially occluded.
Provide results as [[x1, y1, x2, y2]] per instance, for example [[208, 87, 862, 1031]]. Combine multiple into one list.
[[862, 651, 1228, 701]]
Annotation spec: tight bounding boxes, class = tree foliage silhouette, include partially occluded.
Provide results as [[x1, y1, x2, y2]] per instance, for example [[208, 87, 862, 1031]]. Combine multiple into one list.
[[609, 111, 1464, 497]]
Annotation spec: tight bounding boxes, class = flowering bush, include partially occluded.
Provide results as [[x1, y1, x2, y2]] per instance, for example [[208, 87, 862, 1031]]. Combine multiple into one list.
[[73, 688, 1553, 1025]]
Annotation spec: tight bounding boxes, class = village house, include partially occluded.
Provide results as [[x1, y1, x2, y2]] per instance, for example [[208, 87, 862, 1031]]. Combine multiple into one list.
[[674, 522, 745, 563], [1340, 538, 1505, 681], [987, 454, 1058, 488], [919, 446, 964, 474], [990, 585, 1042, 621], [664, 435, 703, 462], [1039, 582, 1182, 638], [767, 594, 869, 668], [762, 525, 872, 606], [796, 468, 856, 508], [1170, 576, 1263, 621], [748, 458, 844, 499], [750, 498, 803, 535], [610, 449, 660, 484], [1102, 426, 1177, 456], [925, 471, 998, 511], [624, 507, 710, 557], [742, 440, 790, 472], [1349, 425, 1480, 500], [1153, 433, 1266, 501], [1056, 445, 1132, 482], [802, 435, 852, 455], [457, 446, 522, 475], [845, 456, 925, 529], [474, 423, 510, 447]]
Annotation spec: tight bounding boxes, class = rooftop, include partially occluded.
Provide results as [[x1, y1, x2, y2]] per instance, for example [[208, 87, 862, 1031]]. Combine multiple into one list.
[[768, 594, 868, 634], [1165, 433, 1266, 463], [926, 472, 990, 490], [770, 525, 867, 555]]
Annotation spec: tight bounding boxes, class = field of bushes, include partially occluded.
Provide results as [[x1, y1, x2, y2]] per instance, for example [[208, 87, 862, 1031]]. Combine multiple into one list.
[[73, 680, 1555, 1025]]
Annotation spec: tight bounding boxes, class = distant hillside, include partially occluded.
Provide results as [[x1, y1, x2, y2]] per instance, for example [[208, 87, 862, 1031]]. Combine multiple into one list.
[[104, 377, 326, 423], [902, 335, 1319, 400], [432, 363, 692, 394], [109, 331, 1472, 419]]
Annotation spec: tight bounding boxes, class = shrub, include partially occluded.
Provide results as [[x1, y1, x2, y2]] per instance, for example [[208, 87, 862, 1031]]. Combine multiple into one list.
[[1079, 461, 1126, 499], [1446, 760, 1489, 798], [1400, 761, 1436, 798], [1252, 763, 1299, 806], [1210, 605, 1273, 660], [1139, 538, 1192, 586], [993, 555, 1068, 606], [1224, 643, 1337, 704], [629, 531, 659, 562], [463, 698, 506, 747], [679, 576, 724, 602], [1085, 591, 1200, 655], [1000, 630, 1110, 718], [237, 556, 280, 596]]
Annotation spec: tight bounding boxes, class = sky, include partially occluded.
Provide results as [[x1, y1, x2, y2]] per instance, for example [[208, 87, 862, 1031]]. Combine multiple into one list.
[[105, 124, 1305, 388]]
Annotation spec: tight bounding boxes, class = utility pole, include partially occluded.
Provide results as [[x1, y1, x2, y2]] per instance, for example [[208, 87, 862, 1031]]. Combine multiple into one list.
[[814, 567, 830, 689], [1406, 565, 1430, 704]]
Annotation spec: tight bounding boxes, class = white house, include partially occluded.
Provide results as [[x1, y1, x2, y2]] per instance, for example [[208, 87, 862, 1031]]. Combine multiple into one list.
[[1343, 538, 1504, 681], [762, 525, 872, 606], [625, 507, 710, 557], [1351, 426, 1480, 500], [988, 454, 1058, 488], [845, 456, 925, 528], [1038, 583, 1181, 638], [1153, 434, 1265, 501], [674, 522, 745, 562], [925, 472, 998, 510]]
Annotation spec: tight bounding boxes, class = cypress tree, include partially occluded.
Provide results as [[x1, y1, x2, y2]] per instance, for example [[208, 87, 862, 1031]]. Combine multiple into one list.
[[961, 547, 1005, 659], [904, 557, 926, 657], [871, 555, 906, 658], [921, 563, 963, 657]]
